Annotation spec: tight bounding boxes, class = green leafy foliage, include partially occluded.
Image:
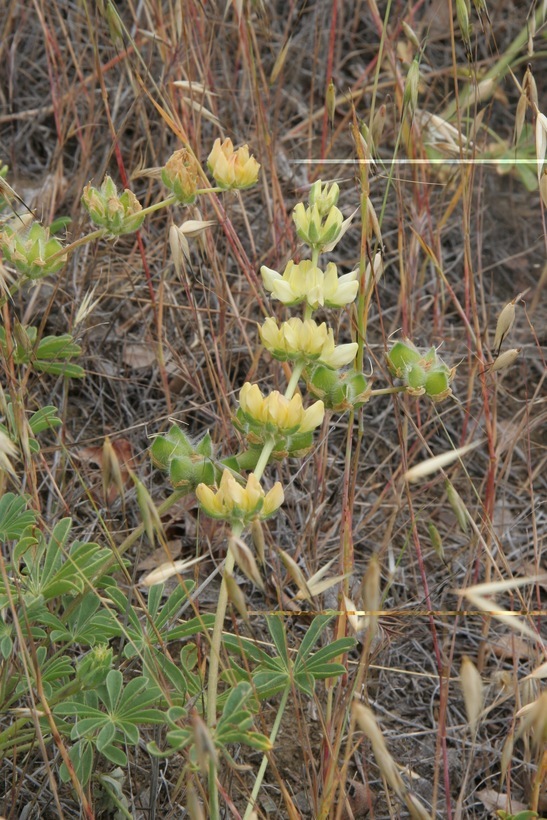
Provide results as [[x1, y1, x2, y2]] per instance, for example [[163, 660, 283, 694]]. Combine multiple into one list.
[[55, 670, 165, 773], [0, 492, 36, 541], [106, 582, 214, 699], [147, 681, 271, 763], [224, 613, 355, 698], [0, 403, 62, 455], [0, 325, 84, 378]]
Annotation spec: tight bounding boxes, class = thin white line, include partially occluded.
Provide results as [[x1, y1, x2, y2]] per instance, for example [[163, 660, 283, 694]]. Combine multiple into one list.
[[294, 158, 540, 165]]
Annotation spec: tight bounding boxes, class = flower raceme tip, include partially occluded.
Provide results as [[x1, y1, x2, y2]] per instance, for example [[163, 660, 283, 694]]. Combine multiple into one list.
[[261, 259, 358, 309], [259, 317, 358, 370], [293, 201, 343, 250], [196, 470, 283, 524], [207, 138, 260, 190]]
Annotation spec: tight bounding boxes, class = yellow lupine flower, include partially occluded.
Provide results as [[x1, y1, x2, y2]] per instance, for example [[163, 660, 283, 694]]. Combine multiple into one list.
[[239, 382, 324, 434], [196, 470, 283, 523], [261, 260, 358, 309], [259, 317, 357, 369], [207, 138, 260, 190]]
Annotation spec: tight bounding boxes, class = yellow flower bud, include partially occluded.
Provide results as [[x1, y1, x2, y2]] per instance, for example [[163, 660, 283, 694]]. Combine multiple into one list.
[[207, 138, 260, 190], [308, 179, 340, 215], [81, 176, 144, 235]]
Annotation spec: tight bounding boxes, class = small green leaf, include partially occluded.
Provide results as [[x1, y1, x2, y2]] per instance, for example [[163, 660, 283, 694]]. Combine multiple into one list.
[[96, 722, 117, 753], [0, 494, 36, 542], [100, 743, 127, 767]]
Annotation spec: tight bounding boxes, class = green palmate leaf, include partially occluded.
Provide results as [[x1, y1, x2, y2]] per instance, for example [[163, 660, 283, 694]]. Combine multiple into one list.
[[216, 682, 271, 753], [104, 668, 124, 711], [252, 671, 290, 699], [15, 521, 113, 604], [100, 743, 127, 767], [96, 722, 117, 753], [300, 637, 356, 672], [222, 632, 280, 668], [49, 593, 121, 645], [0, 493, 36, 541]]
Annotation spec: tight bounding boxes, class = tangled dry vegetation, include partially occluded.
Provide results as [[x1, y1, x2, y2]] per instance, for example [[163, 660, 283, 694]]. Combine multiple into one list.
[[0, 1, 546, 818]]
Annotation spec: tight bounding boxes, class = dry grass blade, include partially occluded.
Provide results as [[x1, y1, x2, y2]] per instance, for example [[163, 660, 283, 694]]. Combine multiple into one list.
[[404, 441, 482, 483]]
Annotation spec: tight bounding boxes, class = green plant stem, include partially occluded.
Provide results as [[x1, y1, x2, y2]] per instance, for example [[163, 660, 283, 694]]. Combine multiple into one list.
[[369, 386, 406, 397], [206, 521, 242, 820], [137, 194, 177, 217], [48, 228, 106, 262], [243, 685, 290, 820], [284, 361, 305, 402], [137, 187, 224, 219], [205, 358, 305, 816]]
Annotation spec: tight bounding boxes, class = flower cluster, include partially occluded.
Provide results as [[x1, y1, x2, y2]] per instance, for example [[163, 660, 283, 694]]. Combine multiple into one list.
[[261, 260, 358, 309], [387, 339, 455, 401], [161, 148, 201, 203], [82, 176, 145, 236], [196, 470, 283, 525], [207, 138, 261, 190], [234, 383, 324, 457], [260, 317, 358, 370], [0, 222, 67, 280]]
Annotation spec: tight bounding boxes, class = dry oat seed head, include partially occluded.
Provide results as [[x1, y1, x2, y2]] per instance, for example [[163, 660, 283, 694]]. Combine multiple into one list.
[[141, 556, 204, 587], [228, 534, 264, 590], [540, 167, 547, 209], [403, 441, 481, 483], [460, 656, 484, 734], [491, 348, 521, 373], [352, 703, 405, 799], [493, 300, 516, 353]]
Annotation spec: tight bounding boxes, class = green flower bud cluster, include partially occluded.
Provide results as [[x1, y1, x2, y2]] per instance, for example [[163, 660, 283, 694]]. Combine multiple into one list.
[[150, 425, 215, 489], [305, 365, 370, 412], [387, 340, 454, 401], [81, 176, 145, 236], [308, 179, 340, 216], [0, 222, 67, 279], [161, 148, 201, 203], [76, 645, 113, 689]]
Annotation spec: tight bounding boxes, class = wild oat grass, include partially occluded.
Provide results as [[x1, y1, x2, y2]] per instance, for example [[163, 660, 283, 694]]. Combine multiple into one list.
[[0, 1, 546, 818]]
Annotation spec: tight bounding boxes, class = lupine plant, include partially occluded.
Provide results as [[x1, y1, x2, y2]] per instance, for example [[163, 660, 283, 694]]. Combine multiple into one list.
[[0, 136, 463, 817]]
